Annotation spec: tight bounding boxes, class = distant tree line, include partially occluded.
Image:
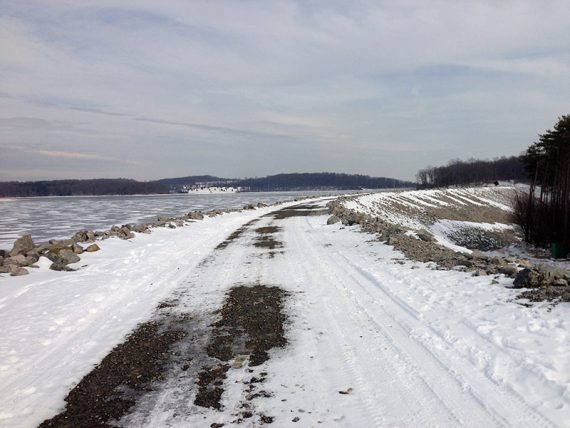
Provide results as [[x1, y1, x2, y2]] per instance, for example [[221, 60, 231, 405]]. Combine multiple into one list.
[[512, 115, 570, 248], [0, 172, 414, 197], [0, 179, 169, 197], [416, 156, 525, 188], [234, 173, 413, 191]]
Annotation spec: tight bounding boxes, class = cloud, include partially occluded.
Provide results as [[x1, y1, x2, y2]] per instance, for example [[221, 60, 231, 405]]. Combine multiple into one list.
[[4, 144, 141, 166], [0, 0, 569, 181]]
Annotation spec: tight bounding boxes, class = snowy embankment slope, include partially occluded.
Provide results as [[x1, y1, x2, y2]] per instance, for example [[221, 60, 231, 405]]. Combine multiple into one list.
[[1, 193, 569, 427], [344, 186, 519, 252]]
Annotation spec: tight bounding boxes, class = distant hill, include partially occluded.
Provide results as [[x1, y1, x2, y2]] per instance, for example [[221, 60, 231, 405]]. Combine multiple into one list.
[[0, 173, 413, 197], [232, 173, 412, 191], [0, 179, 169, 197]]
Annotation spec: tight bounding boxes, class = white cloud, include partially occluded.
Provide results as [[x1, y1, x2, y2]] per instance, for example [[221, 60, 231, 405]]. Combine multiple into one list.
[[0, 0, 569, 180]]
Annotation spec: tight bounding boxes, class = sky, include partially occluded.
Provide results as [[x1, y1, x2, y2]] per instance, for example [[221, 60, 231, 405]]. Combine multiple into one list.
[[1, 0, 569, 182]]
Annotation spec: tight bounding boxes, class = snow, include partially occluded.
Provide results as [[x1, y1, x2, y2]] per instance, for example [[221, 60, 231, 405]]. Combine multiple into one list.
[[1, 195, 569, 427], [0, 202, 300, 427], [343, 186, 518, 253]]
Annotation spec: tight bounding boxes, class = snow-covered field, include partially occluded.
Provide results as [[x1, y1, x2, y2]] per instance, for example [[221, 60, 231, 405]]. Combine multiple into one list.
[[1, 194, 569, 427]]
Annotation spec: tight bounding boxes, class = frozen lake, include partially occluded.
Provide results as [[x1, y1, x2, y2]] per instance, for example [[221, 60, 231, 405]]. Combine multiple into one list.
[[0, 190, 358, 248]]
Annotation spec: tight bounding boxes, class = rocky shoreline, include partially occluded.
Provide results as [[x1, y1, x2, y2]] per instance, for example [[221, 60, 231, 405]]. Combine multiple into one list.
[[326, 198, 570, 303], [0, 203, 273, 277]]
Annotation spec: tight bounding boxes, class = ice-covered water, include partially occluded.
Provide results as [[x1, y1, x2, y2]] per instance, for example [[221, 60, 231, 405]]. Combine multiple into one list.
[[0, 191, 355, 248]]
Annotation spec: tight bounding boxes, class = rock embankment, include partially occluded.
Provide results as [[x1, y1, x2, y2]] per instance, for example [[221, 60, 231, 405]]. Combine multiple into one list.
[[327, 199, 570, 303], [0, 202, 275, 277]]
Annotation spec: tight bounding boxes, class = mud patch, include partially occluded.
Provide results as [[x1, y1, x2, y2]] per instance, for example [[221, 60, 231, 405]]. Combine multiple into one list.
[[216, 219, 259, 250], [270, 206, 328, 219], [40, 317, 189, 428], [254, 235, 283, 250], [195, 285, 288, 411], [255, 226, 281, 235]]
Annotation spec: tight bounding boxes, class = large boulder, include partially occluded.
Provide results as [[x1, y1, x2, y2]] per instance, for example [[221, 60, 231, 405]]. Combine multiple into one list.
[[327, 215, 341, 225], [188, 208, 204, 220], [207, 209, 223, 217], [536, 264, 569, 282], [130, 224, 150, 233], [416, 229, 436, 243], [118, 226, 135, 240], [9, 266, 29, 276], [341, 211, 359, 226], [85, 244, 101, 253], [48, 249, 80, 271], [4, 254, 34, 267], [513, 268, 541, 288], [72, 243, 84, 254], [499, 265, 518, 277], [55, 249, 80, 264], [72, 230, 95, 243], [9, 235, 35, 256]]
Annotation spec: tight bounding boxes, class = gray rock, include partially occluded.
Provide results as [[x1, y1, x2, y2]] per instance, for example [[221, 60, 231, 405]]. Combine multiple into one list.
[[536, 264, 567, 281], [9, 234, 35, 256], [387, 236, 399, 245], [55, 249, 80, 265], [9, 266, 29, 276], [130, 224, 150, 233], [44, 244, 71, 261], [188, 211, 204, 220], [513, 268, 540, 288], [49, 238, 75, 246], [5, 254, 28, 266], [71, 230, 91, 243], [455, 259, 474, 268], [552, 278, 568, 287], [341, 211, 358, 226], [85, 244, 101, 252], [327, 215, 341, 225], [49, 261, 74, 271], [207, 209, 222, 217], [119, 226, 135, 239], [499, 265, 518, 277], [416, 229, 435, 242], [72, 243, 84, 254], [490, 257, 505, 266], [7, 254, 37, 267]]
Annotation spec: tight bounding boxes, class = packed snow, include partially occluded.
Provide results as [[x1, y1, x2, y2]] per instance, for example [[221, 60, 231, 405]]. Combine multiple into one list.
[[0, 194, 569, 427]]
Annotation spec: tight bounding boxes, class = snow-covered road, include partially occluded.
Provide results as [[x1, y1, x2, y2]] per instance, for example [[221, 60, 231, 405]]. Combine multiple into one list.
[[1, 199, 569, 427]]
